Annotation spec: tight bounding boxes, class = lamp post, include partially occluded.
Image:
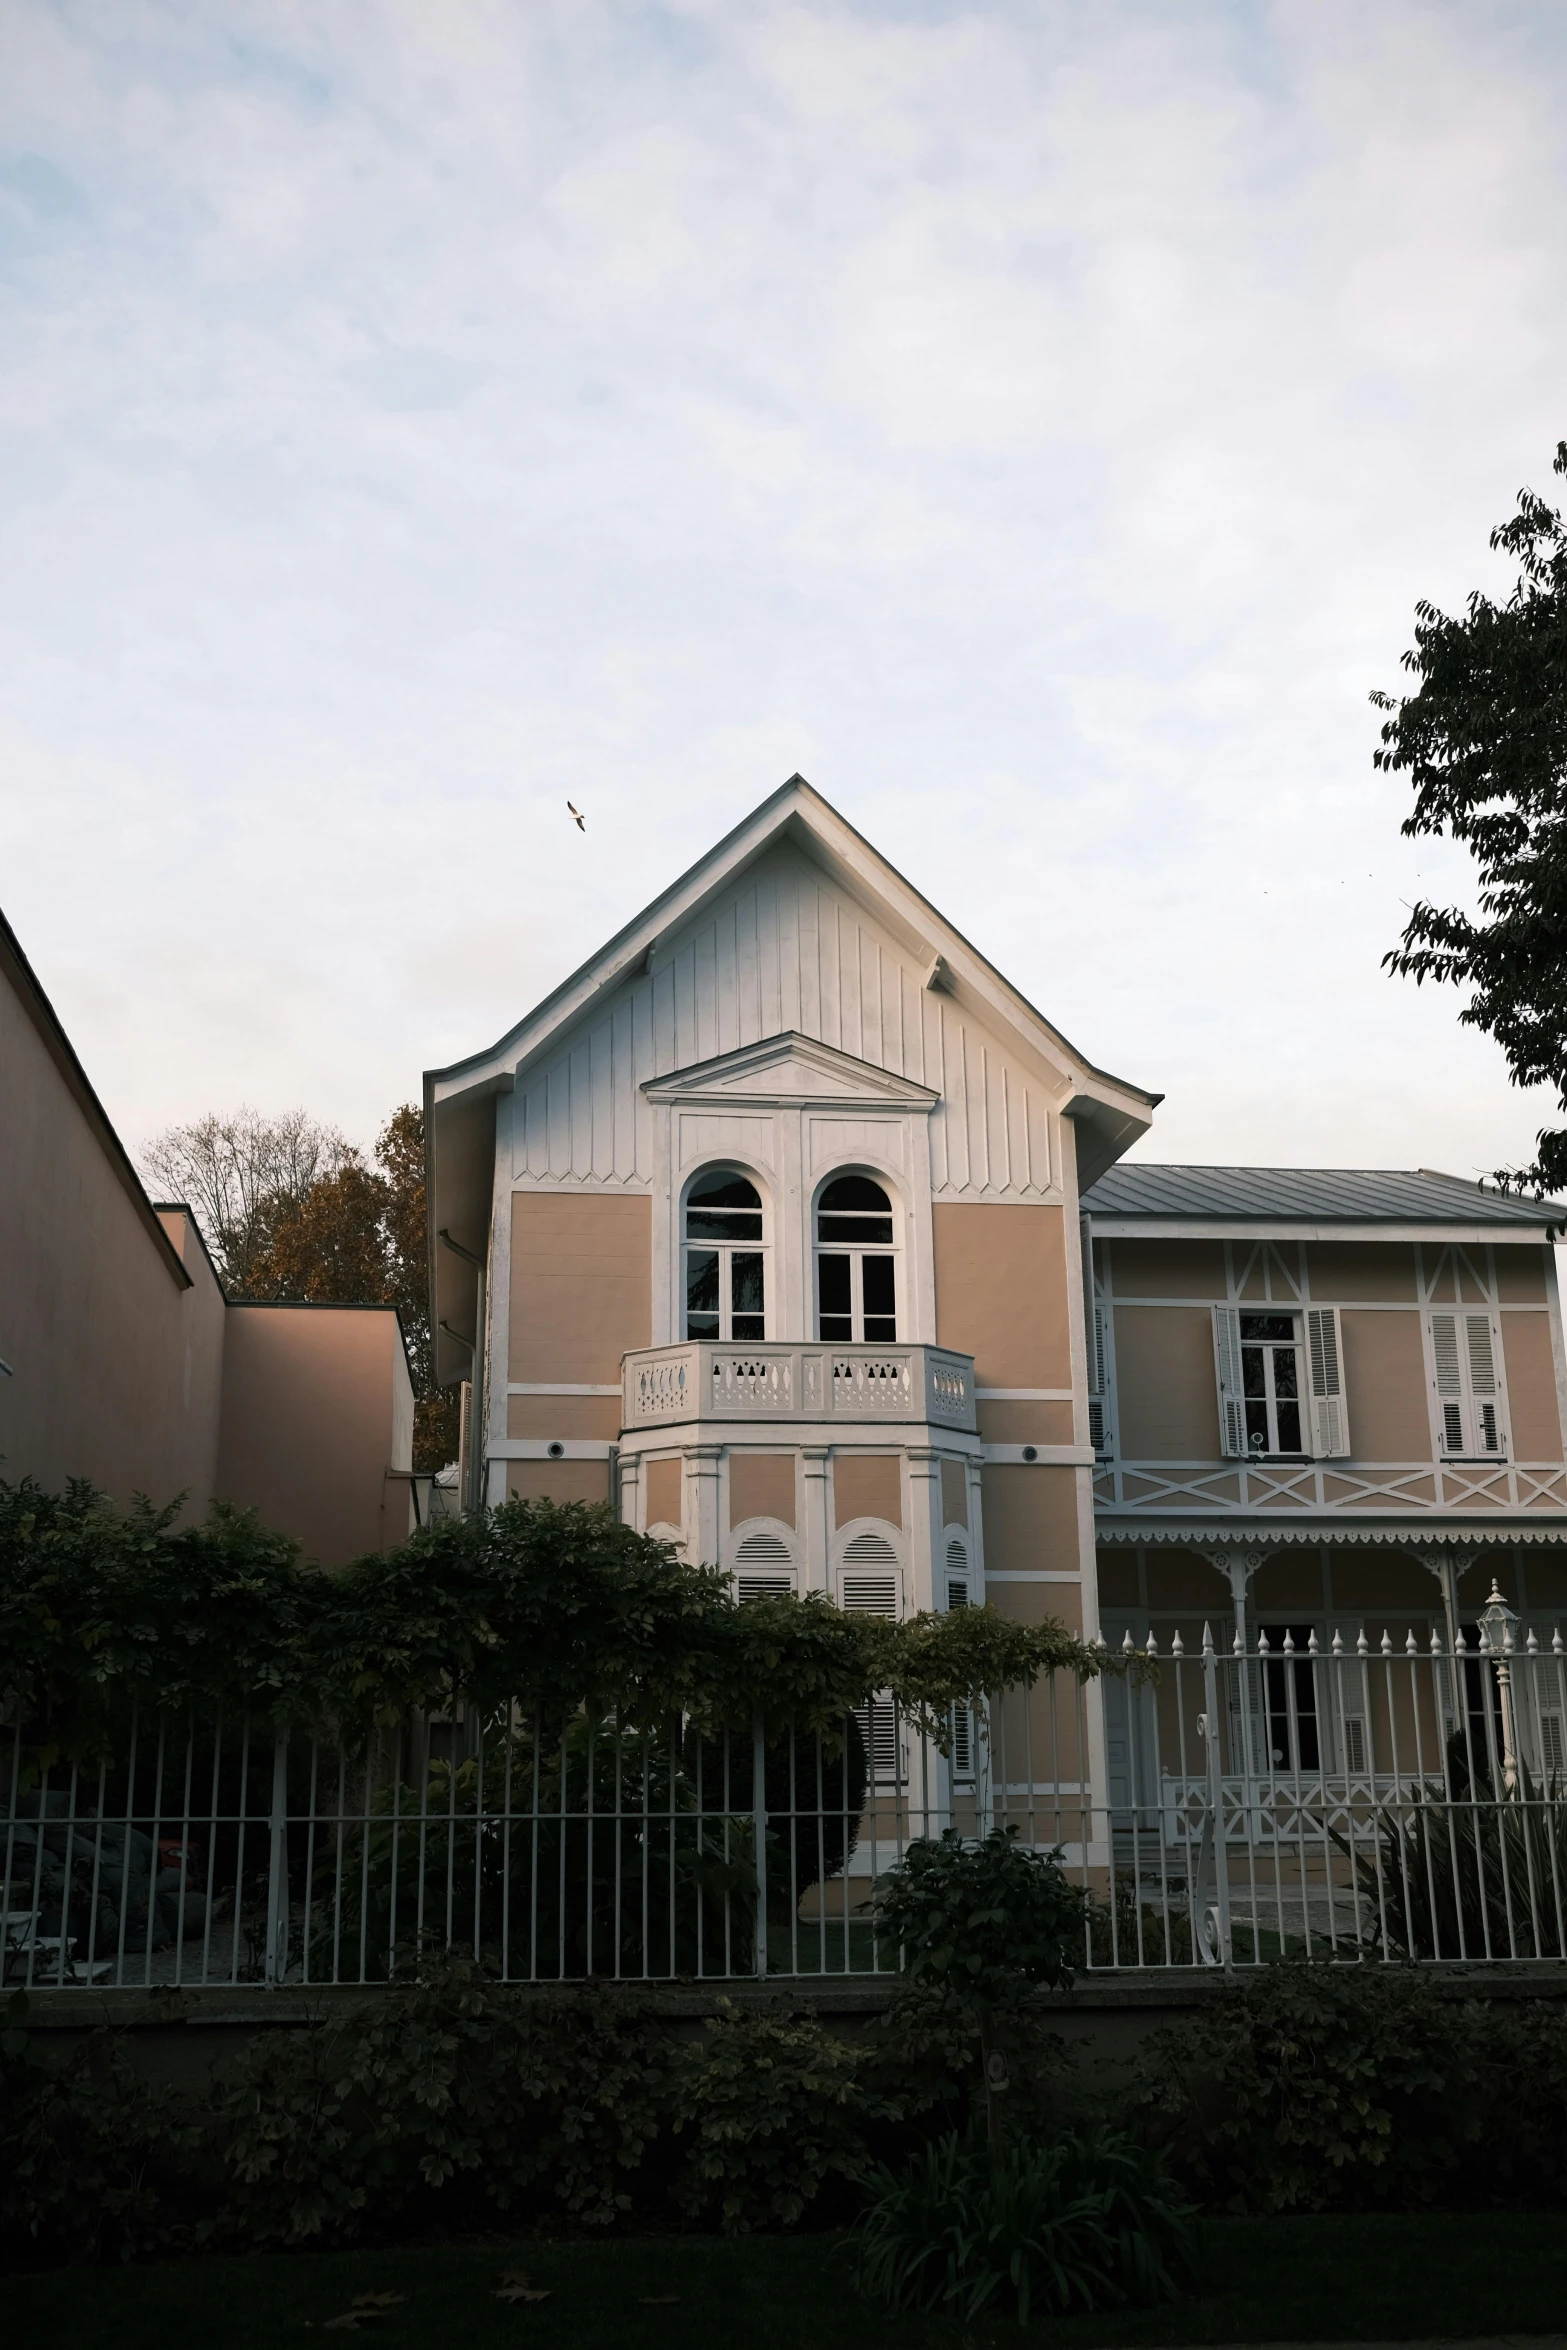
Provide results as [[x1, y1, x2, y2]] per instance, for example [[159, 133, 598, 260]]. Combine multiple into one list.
[[1478, 1581, 1521, 1796]]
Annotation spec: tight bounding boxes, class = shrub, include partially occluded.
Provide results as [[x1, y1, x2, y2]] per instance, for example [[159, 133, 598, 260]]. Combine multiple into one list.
[[1127, 1961, 1488, 2213], [671, 2004, 884, 2232], [0, 1993, 205, 2264], [852, 2125, 1197, 2324]]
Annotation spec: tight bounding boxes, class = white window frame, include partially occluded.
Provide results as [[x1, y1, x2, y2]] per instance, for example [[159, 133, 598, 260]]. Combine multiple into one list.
[[814, 1171, 900, 1344], [681, 1164, 769, 1343], [1424, 1307, 1508, 1460], [1214, 1304, 1348, 1459]]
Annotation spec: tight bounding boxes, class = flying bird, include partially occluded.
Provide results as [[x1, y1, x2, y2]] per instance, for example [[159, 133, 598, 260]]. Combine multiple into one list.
[[567, 801, 586, 831]]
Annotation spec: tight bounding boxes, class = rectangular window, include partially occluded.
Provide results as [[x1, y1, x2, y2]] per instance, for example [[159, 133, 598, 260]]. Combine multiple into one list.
[[1240, 1313, 1303, 1455], [862, 1256, 897, 1342], [1429, 1310, 1506, 1457], [730, 1253, 765, 1341], [818, 1254, 852, 1340]]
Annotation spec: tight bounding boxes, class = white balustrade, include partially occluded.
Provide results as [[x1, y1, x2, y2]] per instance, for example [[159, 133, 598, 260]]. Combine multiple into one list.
[[621, 1342, 975, 1430]]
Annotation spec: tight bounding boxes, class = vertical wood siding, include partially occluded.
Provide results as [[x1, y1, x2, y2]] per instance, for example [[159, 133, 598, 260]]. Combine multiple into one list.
[[510, 844, 1057, 1199]]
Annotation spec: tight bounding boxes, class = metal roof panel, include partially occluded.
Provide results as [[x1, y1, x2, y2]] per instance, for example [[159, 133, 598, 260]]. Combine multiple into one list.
[[1081, 1163, 1567, 1227]]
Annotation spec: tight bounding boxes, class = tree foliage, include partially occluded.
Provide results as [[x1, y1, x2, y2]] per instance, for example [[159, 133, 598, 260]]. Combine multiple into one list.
[[1376, 441, 1567, 1191], [0, 1481, 1108, 1753], [140, 1107, 350, 1294]]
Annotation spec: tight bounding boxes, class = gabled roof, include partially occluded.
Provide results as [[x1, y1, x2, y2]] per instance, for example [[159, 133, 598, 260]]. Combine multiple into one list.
[[425, 776, 1161, 1370], [1083, 1163, 1567, 1234]]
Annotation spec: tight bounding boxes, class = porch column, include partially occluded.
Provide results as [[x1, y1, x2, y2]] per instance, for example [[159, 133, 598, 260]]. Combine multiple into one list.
[[905, 1446, 944, 1616], [618, 1448, 641, 1530], [1206, 1545, 1261, 1779], [800, 1448, 832, 1595], [685, 1446, 723, 1571]]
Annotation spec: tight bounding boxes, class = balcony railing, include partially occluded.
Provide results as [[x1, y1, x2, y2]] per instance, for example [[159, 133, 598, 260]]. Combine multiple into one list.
[[621, 1342, 976, 1432]]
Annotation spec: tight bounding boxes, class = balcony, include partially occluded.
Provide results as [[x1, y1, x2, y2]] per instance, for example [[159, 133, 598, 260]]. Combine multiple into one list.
[[621, 1342, 976, 1433]]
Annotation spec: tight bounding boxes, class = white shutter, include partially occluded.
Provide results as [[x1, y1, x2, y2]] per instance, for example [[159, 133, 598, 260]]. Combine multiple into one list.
[[733, 1527, 795, 1602], [840, 1541, 902, 1781], [1464, 1313, 1504, 1454], [1430, 1310, 1508, 1457], [1213, 1306, 1248, 1457], [1305, 1307, 1350, 1458], [1088, 1305, 1113, 1456], [944, 1565, 975, 1779]]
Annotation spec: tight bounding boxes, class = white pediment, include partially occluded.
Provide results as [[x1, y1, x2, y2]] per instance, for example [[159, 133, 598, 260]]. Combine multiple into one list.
[[642, 1031, 939, 1112]]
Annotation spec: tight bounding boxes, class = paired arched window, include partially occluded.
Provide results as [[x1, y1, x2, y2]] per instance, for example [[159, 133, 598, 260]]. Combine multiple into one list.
[[815, 1174, 897, 1342], [683, 1169, 766, 1341]]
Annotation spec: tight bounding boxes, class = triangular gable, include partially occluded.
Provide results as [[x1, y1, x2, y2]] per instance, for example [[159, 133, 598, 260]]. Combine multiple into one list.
[[644, 1031, 940, 1111]]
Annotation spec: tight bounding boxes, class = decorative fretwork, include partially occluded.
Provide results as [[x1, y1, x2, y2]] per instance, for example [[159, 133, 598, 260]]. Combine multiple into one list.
[[1094, 1454, 1567, 1516]]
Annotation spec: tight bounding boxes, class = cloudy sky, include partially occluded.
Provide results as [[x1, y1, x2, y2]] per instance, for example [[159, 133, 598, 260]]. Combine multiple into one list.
[[3, 0, 1565, 1177]]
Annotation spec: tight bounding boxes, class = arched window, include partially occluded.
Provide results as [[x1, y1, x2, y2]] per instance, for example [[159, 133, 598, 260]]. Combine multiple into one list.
[[683, 1168, 766, 1341], [815, 1174, 897, 1343]]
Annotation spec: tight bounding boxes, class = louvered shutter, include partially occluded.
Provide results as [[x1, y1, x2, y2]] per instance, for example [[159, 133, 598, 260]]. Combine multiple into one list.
[[1305, 1307, 1349, 1458], [1213, 1306, 1248, 1457], [840, 1538, 901, 1779], [733, 1527, 795, 1603], [1464, 1313, 1504, 1454], [944, 1551, 974, 1777], [1088, 1305, 1113, 1456], [1430, 1310, 1507, 1457]]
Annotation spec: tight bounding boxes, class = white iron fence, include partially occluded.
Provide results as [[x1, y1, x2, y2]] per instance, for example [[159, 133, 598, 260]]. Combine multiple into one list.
[[6, 1625, 1567, 1988]]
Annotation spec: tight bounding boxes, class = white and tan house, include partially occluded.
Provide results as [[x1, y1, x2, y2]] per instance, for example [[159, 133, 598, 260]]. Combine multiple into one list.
[[425, 777, 1567, 1762]]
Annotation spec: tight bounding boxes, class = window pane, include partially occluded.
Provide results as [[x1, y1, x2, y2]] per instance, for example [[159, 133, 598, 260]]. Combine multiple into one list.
[[819, 1213, 893, 1243], [1242, 1346, 1266, 1398], [731, 1252, 765, 1321], [862, 1257, 896, 1333], [819, 1175, 891, 1211], [1241, 1314, 1295, 1343], [820, 1316, 854, 1340], [818, 1255, 851, 1320], [687, 1208, 763, 1240], [1276, 1398, 1302, 1451], [1245, 1399, 1269, 1452], [1273, 1346, 1299, 1401], [689, 1172, 761, 1208], [685, 1249, 719, 1337]]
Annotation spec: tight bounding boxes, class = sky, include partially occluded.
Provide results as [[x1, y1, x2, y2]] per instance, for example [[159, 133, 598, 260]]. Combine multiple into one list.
[[3, 0, 1566, 1179]]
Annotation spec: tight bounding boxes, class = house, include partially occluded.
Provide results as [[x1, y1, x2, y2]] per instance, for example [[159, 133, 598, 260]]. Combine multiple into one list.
[[0, 905, 414, 1565], [424, 777, 1567, 1796]]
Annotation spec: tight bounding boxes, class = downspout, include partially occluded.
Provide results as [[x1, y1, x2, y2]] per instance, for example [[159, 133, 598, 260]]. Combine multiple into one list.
[[440, 1229, 488, 1517]]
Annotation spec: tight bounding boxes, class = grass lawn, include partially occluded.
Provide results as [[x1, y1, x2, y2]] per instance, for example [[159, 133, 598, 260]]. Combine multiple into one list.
[[12, 2212, 1567, 2350]]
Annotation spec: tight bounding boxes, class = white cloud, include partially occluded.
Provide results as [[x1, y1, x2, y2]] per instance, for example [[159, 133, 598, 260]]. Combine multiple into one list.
[[0, 0, 1564, 1176]]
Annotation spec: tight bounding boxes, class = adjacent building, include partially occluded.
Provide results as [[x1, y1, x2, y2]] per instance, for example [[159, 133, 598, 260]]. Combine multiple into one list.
[[0, 906, 413, 1564]]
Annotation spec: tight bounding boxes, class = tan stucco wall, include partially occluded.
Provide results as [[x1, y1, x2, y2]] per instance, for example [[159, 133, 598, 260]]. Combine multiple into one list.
[[1340, 1309, 1431, 1460], [1503, 1310, 1565, 1461], [932, 1203, 1072, 1388], [980, 1463, 1079, 1575], [1107, 1239, 1226, 1298], [729, 1453, 797, 1529], [1304, 1242, 1418, 1301], [216, 1307, 413, 1566], [1495, 1248, 1549, 1304], [1113, 1305, 1220, 1458], [977, 1399, 1075, 1447], [644, 1456, 683, 1529], [506, 1395, 622, 1441], [941, 1458, 968, 1528], [0, 969, 225, 1510], [507, 1461, 612, 1507], [833, 1452, 903, 1529], [509, 1192, 651, 1386]]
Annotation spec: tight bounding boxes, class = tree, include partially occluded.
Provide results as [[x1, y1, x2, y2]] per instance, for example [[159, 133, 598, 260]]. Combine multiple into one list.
[[1376, 440, 1567, 1193], [140, 1108, 351, 1293]]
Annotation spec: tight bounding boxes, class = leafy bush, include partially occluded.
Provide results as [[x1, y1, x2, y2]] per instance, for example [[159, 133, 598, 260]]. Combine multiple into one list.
[[671, 2004, 885, 2232], [1127, 1961, 1489, 2213], [1341, 1737, 1567, 1962], [0, 1994, 205, 2264], [211, 1959, 671, 2243], [852, 2126, 1197, 2323]]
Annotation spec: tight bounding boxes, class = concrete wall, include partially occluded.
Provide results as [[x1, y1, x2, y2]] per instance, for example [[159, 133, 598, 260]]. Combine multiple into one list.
[[216, 1306, 414, 1566]]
